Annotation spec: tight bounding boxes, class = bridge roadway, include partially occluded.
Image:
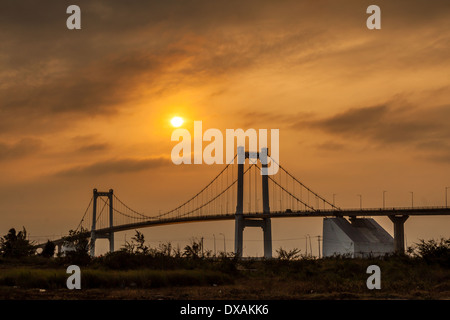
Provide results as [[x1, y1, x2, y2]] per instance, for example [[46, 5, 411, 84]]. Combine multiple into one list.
[[35, 206, 450, 249]]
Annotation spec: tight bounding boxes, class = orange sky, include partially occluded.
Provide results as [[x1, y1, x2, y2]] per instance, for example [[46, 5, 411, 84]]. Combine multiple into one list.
[[1, 0, 449, 256]]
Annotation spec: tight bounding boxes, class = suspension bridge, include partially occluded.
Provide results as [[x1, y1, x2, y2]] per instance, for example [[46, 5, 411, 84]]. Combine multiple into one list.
[[35, 147, 450, 258]]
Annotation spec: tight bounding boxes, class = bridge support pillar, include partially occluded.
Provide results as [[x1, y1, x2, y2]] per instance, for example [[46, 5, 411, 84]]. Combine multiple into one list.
[[263, 217, 272, 258], [234, 147, 272, 259], [90, 188, 114, 257], [108, 190, 114, 253], [90, 189, 98, 257], [389, 215, 409, 253], [235, 214, 244, 257], [234, 217, 272, 259], [261, 148, 272, 258], [235, 146, 245, 258]]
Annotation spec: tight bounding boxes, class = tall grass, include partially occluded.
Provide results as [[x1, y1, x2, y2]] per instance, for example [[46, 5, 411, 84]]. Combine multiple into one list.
[[0, 269, 67, 289], [0, 268, 233, 289]]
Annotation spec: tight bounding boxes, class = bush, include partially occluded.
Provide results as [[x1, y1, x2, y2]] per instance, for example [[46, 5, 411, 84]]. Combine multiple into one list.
[[0, 228, 35, 258], [414, 238, 450, 267], [216, 256, 238, 275], [99, 251, 143, 270], [40, 241, 56, 258]]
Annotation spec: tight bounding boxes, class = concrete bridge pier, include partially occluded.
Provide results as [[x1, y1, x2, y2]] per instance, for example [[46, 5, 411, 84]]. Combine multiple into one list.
[[262, 217, 272, 258], [234, 214, 244, 257], [90, 188, 114, 257], [234, 146, 272, 259], [235, 215, 272, 258], [389, 215, 409, 253]]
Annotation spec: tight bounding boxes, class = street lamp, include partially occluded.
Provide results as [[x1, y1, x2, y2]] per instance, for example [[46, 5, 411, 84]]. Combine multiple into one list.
[[357, 194, 362, 210], [306, 234, 312, 257], [446, 187, 449, 208], [383, 191, 387, 209], [213, 234, 216, 257], [410, 192, 414, 208], [219, 233, 226, 255]]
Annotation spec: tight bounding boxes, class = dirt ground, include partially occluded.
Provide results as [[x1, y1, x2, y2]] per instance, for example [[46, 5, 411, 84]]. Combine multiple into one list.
[[1, 278, 448, 300]]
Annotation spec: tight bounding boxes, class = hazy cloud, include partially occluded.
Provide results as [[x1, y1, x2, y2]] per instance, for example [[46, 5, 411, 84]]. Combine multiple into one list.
[[315, 141, 347, 152], [300, 105, 389, 136], [0, 138, 42, 161], [76, 143, 110, 153], [55, 157, 169, 177], [238, 111, 306, 128], [1, 0, 450, 136], [292, 103, 450, 163]]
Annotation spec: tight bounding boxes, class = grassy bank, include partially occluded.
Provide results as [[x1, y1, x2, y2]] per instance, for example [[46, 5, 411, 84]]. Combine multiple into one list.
[[1, 236, 449, 299], [0, 267, 232, 289], [0, 255, 449, 299]]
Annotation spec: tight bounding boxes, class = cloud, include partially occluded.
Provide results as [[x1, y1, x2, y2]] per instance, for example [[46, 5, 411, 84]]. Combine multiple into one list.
[[289, 102, 450, 163], [54, 157, 170, 177], [296, 103, 450, 143], [0, 138, 42, 161], [0, 49, 190, 134], [76, 143, 110, 153], [1, 0, 449, 137], [238, 111, 306, 128], [231, 100, 450, 163], [426, 152, 450, 164], [315, 141, 347, 151], [299, 105, 388, 136]]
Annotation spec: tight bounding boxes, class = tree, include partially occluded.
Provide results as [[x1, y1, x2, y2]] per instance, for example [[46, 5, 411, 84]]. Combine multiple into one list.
[[183, 239, 202, 259], [0, 227, 35, 258], [157, 242, 173, 257], [40, 240, 56, 258], [121, 240, 135, 254], [276, 247, 301, 260], [61, 228, 90, 264], [133, 230, 148, 254], [413, 238, 450, 266], [120, 230, 148, 254], [62, 228, 90, 253]]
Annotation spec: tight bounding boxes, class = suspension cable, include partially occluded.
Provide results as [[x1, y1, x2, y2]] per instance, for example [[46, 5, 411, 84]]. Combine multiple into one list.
[[176, 164, 254, 219], [268, 155, 340, 210], [75, 196, 93, 231], [254, 164, 317, 211]]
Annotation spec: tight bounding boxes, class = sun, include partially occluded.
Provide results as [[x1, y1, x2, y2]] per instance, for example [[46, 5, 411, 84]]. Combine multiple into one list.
[[170, 116, 184, 128]]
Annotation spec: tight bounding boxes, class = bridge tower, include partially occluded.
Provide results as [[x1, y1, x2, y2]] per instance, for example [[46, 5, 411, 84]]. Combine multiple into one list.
[[235, 146, 272, 259], [90, 189, 114, 257]]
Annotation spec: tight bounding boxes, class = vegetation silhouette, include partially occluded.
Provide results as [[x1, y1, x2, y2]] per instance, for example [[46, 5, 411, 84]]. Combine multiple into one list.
[[60, 227, 91, 265], [40, 240, 55, 258], [0, 226, 449, 298], [0, 227, 35, 258]]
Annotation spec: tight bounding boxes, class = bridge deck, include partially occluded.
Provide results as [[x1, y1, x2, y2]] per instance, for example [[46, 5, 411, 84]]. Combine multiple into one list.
[[35, 207, 450, 248], [97, 206, 450, 233]]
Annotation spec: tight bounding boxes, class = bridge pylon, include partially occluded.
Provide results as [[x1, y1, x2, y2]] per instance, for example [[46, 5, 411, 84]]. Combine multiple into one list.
[[235, 146, 272, 259], [90, 188, 114, 257]]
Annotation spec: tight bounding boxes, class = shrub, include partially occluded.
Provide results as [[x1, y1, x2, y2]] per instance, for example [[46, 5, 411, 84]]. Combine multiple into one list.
[[414, 238, 450, 267], [0, 228, 35, 258]]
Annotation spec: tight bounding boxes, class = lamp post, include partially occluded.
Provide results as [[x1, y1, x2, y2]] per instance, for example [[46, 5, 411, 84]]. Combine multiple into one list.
[[309, 235, 312, 257], [357, 194, 362, 210], [219, 233, 226, 255], [446, 187, 449, 208], [317, 235, 321, 259], [213, 234, 216, 257], [383, 191, 387, 209], [305, 235, 308, 257]]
